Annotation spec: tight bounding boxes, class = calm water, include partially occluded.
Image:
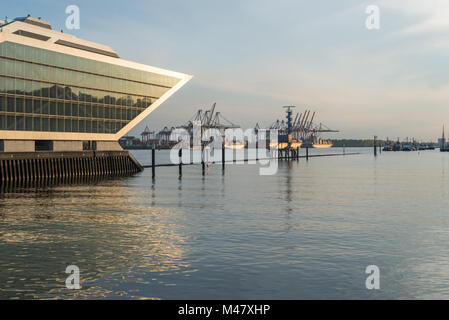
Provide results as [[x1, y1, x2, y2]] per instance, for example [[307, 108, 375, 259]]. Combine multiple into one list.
[[1, 147, 449, 299]]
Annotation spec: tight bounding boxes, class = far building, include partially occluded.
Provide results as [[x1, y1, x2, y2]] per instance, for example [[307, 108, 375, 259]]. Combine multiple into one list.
[[0, 15, 192, 152]]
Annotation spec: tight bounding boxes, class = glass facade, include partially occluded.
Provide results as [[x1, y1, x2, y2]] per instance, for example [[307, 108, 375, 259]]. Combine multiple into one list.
[[0, 41, 180, 133]]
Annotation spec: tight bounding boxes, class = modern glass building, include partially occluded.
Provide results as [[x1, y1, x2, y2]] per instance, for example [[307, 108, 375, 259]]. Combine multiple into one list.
[[0, 16, 192, 152]]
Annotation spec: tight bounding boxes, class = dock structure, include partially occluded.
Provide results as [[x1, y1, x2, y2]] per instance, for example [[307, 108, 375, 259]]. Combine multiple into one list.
[[0, 151, 142, 184]]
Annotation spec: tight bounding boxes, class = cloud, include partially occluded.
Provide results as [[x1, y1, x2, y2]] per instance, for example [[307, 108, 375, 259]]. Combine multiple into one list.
[[380, 0, 449, 35]]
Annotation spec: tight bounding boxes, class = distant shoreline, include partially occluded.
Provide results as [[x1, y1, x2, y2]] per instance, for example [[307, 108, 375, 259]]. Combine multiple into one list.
[[122, 140, 438, 150]]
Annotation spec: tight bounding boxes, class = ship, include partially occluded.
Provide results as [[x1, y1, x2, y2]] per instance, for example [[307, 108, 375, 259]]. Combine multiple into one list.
[[269, 106, 303, 150], [312, 139, 333, 149], [296, 111, 338, 149], [269, 107, 337, 149]]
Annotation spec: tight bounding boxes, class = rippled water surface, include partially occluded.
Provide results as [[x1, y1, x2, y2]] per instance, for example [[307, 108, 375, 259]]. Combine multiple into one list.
[[2, 148, 449, 299]]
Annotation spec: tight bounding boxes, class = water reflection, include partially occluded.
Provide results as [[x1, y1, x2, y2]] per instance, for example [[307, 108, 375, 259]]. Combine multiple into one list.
[[3, 149, 449, 299], [0, 178, 192, 299]]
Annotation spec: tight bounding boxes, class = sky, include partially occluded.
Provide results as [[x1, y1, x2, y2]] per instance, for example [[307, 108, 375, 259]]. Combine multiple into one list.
[[2, 0, 449, 140]]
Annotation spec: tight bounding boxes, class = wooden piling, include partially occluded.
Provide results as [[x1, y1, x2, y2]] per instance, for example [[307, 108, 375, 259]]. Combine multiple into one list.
[[222, 140, 225, 173], [374, 136, 377, 156], [178, 148, 182, 176], [0, 160, 4, 184], [202, 143, 205, 175], [152, 145, 156, 178]]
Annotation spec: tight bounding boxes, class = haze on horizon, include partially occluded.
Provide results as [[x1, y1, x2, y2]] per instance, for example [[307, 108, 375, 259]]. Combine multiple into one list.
[[2, 0, 449, 141]]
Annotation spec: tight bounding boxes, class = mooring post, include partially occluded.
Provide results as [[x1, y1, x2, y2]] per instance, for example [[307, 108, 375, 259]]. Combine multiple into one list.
[[202, 143, 205, 175], [256, 140, 259, 162], [306, 147, 309, 161], [152, 143, 156, 178], [179, 148, 182, 176], [374, 136, 377, 157], [222, 138, 225, 173]]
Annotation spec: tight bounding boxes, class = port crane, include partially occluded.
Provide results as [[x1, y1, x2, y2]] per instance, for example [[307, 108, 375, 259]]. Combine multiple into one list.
[[181, 103, 240, 132], [270, 108, 339, 148], [291, 110, 338, 145], [178, 103, 241, 147]]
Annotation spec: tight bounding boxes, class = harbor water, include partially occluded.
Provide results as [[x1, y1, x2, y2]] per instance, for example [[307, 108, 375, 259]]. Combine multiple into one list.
[[1, 147, 449, 299]]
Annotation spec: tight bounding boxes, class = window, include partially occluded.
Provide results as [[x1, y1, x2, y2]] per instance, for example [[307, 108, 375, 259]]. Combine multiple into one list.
[[33, 100, 41, 114], [58, 119, 64, 131], [35, 140, 53, 151], [85, 120, 91, 132], [50, 85, 57, 98], [79, 104, 85, 117], [50, 118, 57, 132], [16, 97, 24, 113], [25, 116, 33, 131], [6, 60, 14, 76], [92, 105, 97, 118], [5, 78, 14, 94], [25, 80, 32, 96], [98, 120, 104, 133], [41, 117, 49, 131], [50, 101, 57, 115], [56, 85, 64, 99], [65, 103, 71, 116], [57, 102, 64, 116], [82, 140, 97, 150], [7, 115, 14, 130], [16, 116, 24, 130], [42, 100, 49, 114], [65, 119, 71, 132], [71, 119, 78, 132], [15, 61, 25, 78], [85, 105, 91, 118], [79, 119, 85, 132], [98, 106, 104, 118], [71, 103, 78, 117], [7, 97, 14, 112], [15, 78, 25, 94], [33, 81, 42, 97], [33, 117, 41, 131], [25, 99, 33, 113]]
